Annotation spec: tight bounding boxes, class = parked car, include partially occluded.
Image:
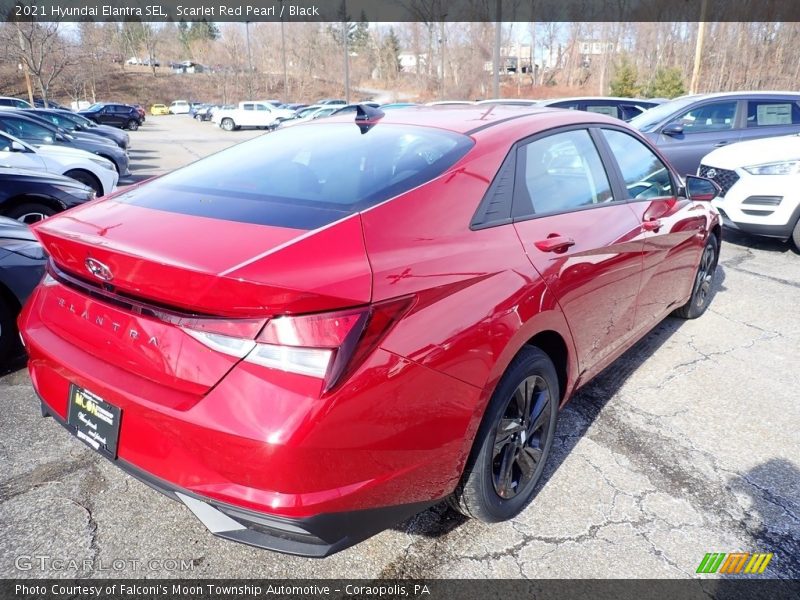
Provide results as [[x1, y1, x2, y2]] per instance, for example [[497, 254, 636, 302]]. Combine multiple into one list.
[[0, 166, 95, 223], [0, 97, 32, 109], [285, 103, 308, 111], [212, 101, 295, 131], [630, 91, 800, 175], [32, 98, 70, 110], [133, 105, 147, 122], [699, 134, 800, 248], [316, 98, 347, 105], [28, 109, 128, 150], [330, 103, 381, 117], [379, 102, 420, 110], [0, 216, 46, 363], [277, 105, 340, 128], [50, 109, 129, 150], [426, 100, 475, 106], [169, 100, 191, 115], [0, 111, 130, 179], [476, 99, 540, 107], [19, 107, 720, 557], [536, 97, 663, 121], [150, 104, 169, 116], [0, 130, 118, 196], [79, 103, 144, 130]]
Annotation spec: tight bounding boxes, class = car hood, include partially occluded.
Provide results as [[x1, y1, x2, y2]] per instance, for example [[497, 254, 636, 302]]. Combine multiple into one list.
[[36, 143, 107, 162], [0, 215, 37, 241], [702, 134, 800, 169]]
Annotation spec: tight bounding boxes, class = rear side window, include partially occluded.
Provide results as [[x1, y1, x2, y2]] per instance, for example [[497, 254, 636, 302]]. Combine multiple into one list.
[[746, 100, 800, 127], [117, 123, 474, 229], [585, 103, 620, 119], [516, 129, 614, 217]]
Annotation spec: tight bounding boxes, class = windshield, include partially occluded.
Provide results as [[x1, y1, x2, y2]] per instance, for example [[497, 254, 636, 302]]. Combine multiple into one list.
[[118, 123, 474, 229], [629, 97, 698, 132]]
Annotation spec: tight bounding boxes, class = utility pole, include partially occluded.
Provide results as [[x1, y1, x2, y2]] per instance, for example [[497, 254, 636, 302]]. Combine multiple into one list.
[[343, 20, 350, 102], [493, 1, 501, 98], [280, 9, 288, 97], [17, 26, 34, 105], [690, 0, 708, 94], [245, 21, 254, 98]]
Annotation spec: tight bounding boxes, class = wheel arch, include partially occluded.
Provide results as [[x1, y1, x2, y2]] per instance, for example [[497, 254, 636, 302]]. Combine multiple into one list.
[[1, 194, 65, 217], [525, 330, 570, 405]]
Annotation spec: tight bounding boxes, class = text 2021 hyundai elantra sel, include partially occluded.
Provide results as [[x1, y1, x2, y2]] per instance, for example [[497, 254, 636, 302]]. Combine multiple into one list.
[[19, 106, 722, 557]]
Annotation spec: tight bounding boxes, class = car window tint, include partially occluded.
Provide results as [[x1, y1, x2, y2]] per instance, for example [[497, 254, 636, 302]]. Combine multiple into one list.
[[671, 101, 737, 133], [548, 101, 580, 110], [603, 129, 674, 199], [746, 100, 800, 127], [116, 123, 473, 229], [518, 129, 614, 216], [0, 135, 11, 152], [243, 104, 254, 111], [585, 104, 620, 118]]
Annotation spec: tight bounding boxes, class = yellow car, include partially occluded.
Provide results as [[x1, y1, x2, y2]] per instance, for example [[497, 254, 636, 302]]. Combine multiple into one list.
[[150, 104, 169, 116]]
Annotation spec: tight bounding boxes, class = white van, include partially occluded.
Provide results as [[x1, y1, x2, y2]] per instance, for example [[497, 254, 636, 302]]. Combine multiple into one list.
[[169, 100, 190, 115]]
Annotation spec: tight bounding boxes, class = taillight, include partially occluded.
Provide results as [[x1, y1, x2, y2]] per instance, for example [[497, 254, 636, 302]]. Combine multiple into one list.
[[183, 297, 413, 392]]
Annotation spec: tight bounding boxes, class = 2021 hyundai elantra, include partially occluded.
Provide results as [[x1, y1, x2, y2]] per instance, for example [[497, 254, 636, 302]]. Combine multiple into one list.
[[19, 106, 722, 557]]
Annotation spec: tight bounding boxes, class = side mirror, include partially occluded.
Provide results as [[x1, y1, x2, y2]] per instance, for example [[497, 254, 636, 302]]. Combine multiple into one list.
[[662, 123, 684, 136], [10, 140, 27, 152], [685, 175, 720, 201]]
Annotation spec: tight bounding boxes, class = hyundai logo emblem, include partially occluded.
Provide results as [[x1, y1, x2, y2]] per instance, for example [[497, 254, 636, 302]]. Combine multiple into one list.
[[85, 257, 113, 282]]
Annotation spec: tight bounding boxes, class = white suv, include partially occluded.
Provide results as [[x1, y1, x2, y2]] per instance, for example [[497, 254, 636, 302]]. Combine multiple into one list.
[[169, 100, 190, 115], [700, 134, 800, 249]]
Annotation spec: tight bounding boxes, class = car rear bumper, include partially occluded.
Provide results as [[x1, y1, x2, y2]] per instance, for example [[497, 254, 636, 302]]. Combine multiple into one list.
[[19, 280, 482, 553], [38, 402, 434, 557]]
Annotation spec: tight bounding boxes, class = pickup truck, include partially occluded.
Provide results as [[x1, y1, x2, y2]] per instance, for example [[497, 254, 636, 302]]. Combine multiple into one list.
[[212, 101, 295, 131]]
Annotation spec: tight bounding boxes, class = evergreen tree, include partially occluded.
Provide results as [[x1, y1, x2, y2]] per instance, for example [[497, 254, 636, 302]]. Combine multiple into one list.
[[609, 58, 640, 97], [645, 68, 686, 98]]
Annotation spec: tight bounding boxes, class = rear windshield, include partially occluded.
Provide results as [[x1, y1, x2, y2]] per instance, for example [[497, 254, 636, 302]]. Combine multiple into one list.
[[117, 123, 473, 229]]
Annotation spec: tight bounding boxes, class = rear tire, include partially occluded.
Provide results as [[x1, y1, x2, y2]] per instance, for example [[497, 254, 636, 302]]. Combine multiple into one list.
[[673, 233, 719, 319], [450, 346, 559, 522], [64, 169, 103, 197], [221, 118, 235, 131], [3, 202, 56, 224], [126, 119, 139, 131]]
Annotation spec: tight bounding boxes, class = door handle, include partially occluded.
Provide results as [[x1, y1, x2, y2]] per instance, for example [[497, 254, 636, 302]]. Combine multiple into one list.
[[642, 218, 662, 232], [713, 141, 729, 147], [534, 236, 575, 253]]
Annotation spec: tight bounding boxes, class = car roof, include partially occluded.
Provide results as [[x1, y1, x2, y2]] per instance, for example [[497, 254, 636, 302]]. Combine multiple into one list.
[[677, 91, 800, 100], [322, 105, 626, 138], [538, 96, 662, 104]]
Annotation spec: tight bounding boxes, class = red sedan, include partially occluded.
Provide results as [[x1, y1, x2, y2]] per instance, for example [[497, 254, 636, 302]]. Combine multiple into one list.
[[19, 105, 721, 557]]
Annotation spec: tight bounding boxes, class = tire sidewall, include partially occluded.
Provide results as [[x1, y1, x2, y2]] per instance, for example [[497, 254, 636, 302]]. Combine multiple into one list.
[[127, 120, 138, 131], [471, 347, 560, 521], [689, 234, 720, 318]]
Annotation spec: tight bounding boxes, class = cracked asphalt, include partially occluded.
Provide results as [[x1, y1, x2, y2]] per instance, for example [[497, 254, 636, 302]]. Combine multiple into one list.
[[1, 117, 799, 580]]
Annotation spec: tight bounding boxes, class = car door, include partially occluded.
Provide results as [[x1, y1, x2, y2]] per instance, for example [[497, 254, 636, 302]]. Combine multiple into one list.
[[599, 127, 707, 328], [651, 100, 742, 176], [0, 133, 47, 172], [738, 97, 800, 143], [511, 127, 645, 375]]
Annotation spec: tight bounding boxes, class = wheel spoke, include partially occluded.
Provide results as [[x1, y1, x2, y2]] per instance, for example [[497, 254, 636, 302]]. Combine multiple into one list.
[[495, 443, 517, 497], [516, 446, 537, 482], [528, 389, 551, 436], [493, 419, 523, 456]]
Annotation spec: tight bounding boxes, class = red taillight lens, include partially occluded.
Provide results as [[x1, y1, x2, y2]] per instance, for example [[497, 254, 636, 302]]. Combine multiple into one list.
[[182, 298, 414, 392], [253, 297, 413, 391], [258, 308, 368, 348]]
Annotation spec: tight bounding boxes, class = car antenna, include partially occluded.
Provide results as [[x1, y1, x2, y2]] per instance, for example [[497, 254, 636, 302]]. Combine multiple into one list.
[[355, 104, 384, 134]]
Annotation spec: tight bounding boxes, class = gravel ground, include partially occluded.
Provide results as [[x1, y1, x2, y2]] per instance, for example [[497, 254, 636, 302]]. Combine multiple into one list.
[[1, 116, 798, 581]]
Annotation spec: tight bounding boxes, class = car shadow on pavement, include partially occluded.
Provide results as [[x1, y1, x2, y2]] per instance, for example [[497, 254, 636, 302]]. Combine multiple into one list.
[[398, 264, 727, 539], [710, 459, 800, 597], [0, 352, 26, 377], [723, 228, 798, 255]]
